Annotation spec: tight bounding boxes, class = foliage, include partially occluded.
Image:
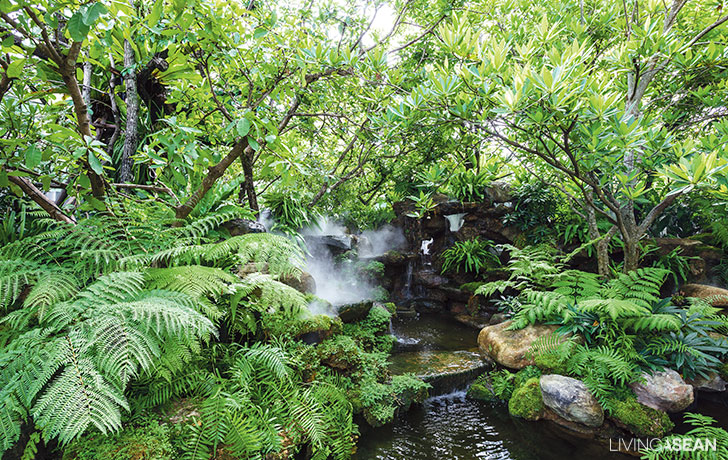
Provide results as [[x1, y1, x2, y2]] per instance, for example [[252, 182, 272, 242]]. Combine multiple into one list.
[[445, 167, 493, 202], [63, 414, 175, 460], [440, 238, 500, 275], [641, 413, 728, 460], [503, 182, 561, 243]]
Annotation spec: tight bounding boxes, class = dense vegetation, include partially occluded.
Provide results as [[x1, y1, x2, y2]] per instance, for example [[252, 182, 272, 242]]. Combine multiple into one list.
[[1, 0, 728, 458]]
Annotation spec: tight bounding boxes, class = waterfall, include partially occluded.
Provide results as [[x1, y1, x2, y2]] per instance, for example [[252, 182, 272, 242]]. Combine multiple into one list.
[[420, 238, 433, 266], [403, 259, 414, 299], [444, 213, 466, 232]]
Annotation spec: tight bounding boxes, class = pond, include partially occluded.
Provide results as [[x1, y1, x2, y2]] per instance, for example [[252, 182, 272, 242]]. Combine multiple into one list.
[[354, 390, 632, 460]]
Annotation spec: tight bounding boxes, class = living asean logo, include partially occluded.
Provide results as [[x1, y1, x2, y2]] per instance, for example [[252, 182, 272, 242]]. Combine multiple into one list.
[[610, 437, 718, 453]]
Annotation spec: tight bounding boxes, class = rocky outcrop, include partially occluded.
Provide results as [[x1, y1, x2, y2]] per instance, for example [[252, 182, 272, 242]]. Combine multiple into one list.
[[680, 284, 728, 307], [477, 321, 560, 369], [539, 375, 604, 427], [221, 218, 266, 235], [630, 369, 694, 412], [687, 373, 727, 392], [389, 350, 492, 396], [337, 300, 378, 323], [279, 272, 316, 294]]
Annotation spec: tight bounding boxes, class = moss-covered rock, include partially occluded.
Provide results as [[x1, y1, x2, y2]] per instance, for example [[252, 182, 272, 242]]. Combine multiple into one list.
[[359, 374, 430, 427], [720, 362, 728, 381], [508, 377, 544, 420], [467, 379, 499, 401], [607, 396, 674, 437], [533, 353, 569, 375]]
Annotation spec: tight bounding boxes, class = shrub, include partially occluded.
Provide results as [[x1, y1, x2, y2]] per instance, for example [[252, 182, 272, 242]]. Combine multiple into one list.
[[440, 238, 500, 275]]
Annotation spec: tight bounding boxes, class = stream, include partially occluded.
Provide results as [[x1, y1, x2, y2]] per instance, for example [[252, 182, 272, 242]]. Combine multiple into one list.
[[354, 314, 633, 460]]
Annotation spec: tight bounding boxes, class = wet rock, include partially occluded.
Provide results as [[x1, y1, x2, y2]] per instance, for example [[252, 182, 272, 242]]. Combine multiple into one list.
[[414, 270, 449, 288], [687, 373, 727, 392], [336, 300, 374, 322], [454, 313, 490, 330], [630, 369, 694, 412], [388, 350, 491, 396], [279, 271, 316, 294], [477, 320, 561, 369], [540, 375, 604, 427], [489, 313, 508, 325], [680, 284, 728, 307], [411, 298, 446, 313], [222, 218, 266, 235]]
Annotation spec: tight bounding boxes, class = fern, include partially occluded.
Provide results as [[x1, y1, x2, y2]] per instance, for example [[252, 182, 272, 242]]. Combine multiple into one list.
[[0, 270, 216, 450]]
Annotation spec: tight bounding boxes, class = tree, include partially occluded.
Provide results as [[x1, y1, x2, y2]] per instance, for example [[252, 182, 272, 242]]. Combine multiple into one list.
[[397, 0, 728, 274]]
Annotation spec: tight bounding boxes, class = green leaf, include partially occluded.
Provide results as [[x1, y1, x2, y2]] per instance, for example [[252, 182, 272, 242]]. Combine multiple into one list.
[[248, 137, 260, 151], [148, 0, 164, 27], [253, 28, 268, 40], [41, 175, 51, 191], [82, 3, 107, 26], [25, 145, 42, 169], [236, 119, 251, 137], [67, 12, 91, 42], [6, 59, 24, 78], [0, 170, 7, 187], [88, 151, 103, 175]]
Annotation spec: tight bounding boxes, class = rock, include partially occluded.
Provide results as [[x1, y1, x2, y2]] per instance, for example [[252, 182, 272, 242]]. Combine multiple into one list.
[[279, 271, 316, 294], [336, 300, 374, 322], [508, 377, 544, 420], [477, 320, 561, 369], [630, 369, 694, 412], [414, 270, 449, 288], [454, 313, 490, 330], [687, 373, 727, 392], [221, 218, 266, 235], [489, 313, 508, 325], [388, 350, 492, 396], [680, 284, 728, 307], [539, 375, 604, 427], [485, 181, 512, 203]]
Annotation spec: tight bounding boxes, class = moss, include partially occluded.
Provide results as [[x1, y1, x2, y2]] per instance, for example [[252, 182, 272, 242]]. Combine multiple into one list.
[[607, 396, 674, 437], [63, 416, 174, 460], [460, 282, 486, 293], [720, 362, 728, 381], [467, 380, 499, 401], [508, 377, 543, 421], [534, 353, 569, 375]]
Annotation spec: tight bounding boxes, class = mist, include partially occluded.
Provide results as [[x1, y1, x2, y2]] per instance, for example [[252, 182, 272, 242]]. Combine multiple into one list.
[[301, 219, 406, 306]]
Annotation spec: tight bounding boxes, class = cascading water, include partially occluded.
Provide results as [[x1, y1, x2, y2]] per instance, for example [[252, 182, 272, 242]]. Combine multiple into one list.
[[420, 238, 433, 266], [444, 213, 467, 232]]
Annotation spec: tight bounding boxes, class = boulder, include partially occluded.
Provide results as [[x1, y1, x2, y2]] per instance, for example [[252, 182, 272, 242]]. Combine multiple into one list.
[[477, 320, 560, 369], [280, 271, 316, 294], [687, 373, 727, 393], [680, 284, 728, 307], [489, 313, 508, 325], [414, 270, 449, 288], [485, 181, 512, 203], [630, 369, 694, 413], [221, 218, 266, 235], [336, 300, 374, 322], [539, 375, 604, 427]]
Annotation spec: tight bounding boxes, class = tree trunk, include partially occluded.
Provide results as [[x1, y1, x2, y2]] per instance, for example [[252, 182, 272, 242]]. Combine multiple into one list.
[[240, 149, 258, 213], [8, 175, 75, 224], [119, 38, 138, 183], [623, 238, 641, 273], [175, 138, 250, 222]]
